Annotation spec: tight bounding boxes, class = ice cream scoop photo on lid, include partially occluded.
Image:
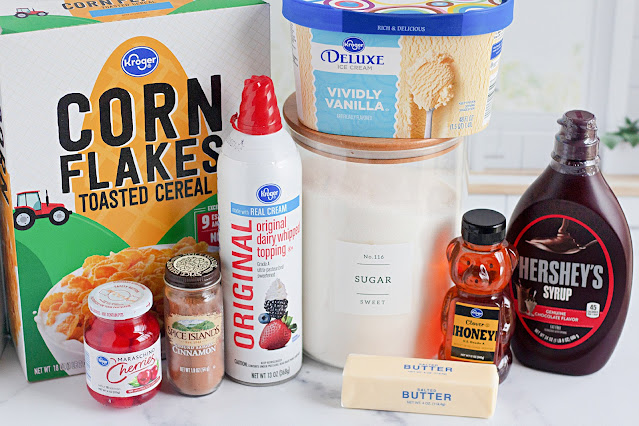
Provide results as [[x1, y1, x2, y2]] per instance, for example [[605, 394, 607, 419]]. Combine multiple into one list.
[[284, 0, 513, 138]]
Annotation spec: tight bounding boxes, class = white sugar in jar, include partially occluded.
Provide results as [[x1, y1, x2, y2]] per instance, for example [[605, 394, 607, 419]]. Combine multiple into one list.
[[283, 94, 466, 368]]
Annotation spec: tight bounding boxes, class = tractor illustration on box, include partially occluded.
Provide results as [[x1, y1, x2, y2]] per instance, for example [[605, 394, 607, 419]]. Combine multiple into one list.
[[14, 8, 48, 18], [13, 190, 71, 231]]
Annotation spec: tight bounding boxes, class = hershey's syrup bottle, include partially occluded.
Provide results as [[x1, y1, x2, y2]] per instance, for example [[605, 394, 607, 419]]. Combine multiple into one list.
[[507, 110, 633, 375]]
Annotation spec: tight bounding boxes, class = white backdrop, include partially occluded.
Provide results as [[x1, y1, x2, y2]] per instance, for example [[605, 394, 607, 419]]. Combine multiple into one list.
[[264, 0, 295, 108]]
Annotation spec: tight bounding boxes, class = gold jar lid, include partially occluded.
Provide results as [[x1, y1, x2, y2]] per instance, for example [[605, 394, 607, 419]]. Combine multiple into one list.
[[283, 93, 462, 163], [164, 253, 220, 290]]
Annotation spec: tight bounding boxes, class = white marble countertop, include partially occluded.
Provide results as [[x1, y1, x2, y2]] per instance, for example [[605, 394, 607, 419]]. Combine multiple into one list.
[[0, 313, 636, 426], [2, 231, 637, 425]]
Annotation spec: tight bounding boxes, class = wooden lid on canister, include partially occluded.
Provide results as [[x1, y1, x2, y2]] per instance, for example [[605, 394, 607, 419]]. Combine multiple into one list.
[[283, 94, 462, 163]]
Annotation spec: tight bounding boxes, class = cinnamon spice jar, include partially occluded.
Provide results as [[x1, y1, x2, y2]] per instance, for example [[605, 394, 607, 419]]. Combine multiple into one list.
[[164, 253, 224, 396]]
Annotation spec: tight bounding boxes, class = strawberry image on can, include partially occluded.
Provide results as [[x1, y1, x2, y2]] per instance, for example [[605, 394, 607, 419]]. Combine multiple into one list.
[[259, 280, 298, 350]]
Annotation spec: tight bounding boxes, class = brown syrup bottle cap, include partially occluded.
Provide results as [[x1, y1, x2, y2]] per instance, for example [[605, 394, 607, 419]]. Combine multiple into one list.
[[554, 110, 599, 161], [165, 253, 221, 289]]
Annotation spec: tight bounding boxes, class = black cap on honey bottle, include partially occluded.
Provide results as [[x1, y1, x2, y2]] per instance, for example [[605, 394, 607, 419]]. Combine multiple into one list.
[[461, 209, 506, 246], [165, 253, 221, 289]]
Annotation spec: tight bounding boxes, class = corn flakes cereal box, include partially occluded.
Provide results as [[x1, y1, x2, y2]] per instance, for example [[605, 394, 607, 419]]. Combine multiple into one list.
[[0, 0, 270, 381], [0, 234, 6, 359]]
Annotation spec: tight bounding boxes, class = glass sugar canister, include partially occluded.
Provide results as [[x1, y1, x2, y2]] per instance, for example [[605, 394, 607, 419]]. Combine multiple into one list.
[[283, 94, 467, 368]]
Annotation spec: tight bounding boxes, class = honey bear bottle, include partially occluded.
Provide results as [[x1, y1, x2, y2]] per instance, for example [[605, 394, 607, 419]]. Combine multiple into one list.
[[440, 209, 518, 383]]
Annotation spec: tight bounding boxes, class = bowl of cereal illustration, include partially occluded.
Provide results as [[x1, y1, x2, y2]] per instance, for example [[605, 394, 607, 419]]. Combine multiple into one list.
[[35, 237, 212, 372]]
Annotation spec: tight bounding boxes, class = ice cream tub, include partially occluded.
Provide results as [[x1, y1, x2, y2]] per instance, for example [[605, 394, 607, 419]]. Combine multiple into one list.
[[283, 0, 514, 138]]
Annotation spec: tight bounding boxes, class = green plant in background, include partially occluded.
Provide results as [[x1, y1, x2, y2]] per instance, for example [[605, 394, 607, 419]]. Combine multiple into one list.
[[602, 117, 639, 149]]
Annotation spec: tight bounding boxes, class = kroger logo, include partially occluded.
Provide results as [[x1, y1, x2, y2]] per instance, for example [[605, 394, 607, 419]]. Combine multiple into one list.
[[121, 46, 159, 77], [470, 308, 484, 318], [342, 37, 365, 53], [97, 356, 109, 367], [256, 184, 281, 204]]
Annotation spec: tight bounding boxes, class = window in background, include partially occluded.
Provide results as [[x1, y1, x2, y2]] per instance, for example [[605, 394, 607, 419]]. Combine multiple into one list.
[[468, 0, 635, 174]]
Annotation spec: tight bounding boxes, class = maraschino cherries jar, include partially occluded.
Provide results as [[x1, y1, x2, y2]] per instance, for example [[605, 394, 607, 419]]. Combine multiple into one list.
[[84, 281, 161, 408]]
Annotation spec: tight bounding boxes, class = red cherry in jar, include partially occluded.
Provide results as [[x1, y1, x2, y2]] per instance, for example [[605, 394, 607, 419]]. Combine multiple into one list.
[[84, 281, 162, 408]]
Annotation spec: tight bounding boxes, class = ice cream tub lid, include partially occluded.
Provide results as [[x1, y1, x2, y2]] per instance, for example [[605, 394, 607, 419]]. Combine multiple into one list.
[[282, 0, 514, 36]]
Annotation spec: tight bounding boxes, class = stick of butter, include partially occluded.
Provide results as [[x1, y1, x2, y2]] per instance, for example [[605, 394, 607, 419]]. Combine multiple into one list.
[[341, 354, 499, 419]]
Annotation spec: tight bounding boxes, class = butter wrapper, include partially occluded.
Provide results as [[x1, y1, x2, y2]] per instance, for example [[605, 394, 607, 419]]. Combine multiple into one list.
[[341, 354, 499, 418]]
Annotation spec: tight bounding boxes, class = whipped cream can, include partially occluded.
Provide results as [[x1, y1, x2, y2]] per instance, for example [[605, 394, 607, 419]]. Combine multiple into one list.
[[218, 76, 303, 385]]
